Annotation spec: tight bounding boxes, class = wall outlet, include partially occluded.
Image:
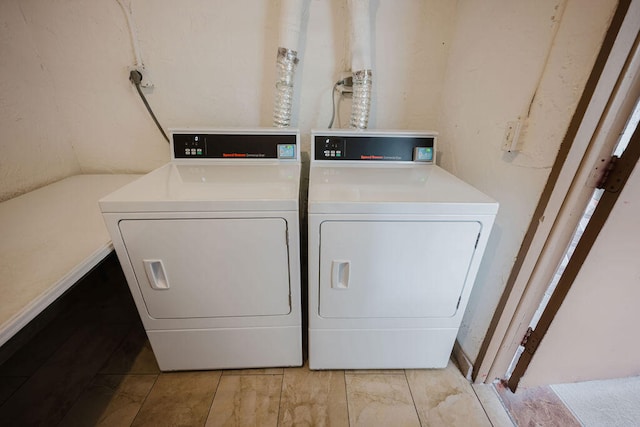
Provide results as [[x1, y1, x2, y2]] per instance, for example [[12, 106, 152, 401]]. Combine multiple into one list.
[[336, 71, 352, 96], [502, 120, 522, 152], [130, 66, 154, 88]]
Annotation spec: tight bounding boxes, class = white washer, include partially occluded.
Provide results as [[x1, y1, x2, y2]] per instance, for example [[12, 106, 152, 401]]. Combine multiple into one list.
[[308, 130, 498, 369], [100, 128, 302, 371]]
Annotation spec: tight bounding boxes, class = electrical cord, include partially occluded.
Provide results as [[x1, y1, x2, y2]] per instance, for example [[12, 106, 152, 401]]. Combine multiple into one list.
[[328, 76, 353, 128], [129, 70, 169, 143]]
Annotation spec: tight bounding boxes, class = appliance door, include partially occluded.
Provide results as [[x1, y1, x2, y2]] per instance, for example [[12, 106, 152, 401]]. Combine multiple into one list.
[[318, 220, 481, 318], [119, 218, 291, 319]]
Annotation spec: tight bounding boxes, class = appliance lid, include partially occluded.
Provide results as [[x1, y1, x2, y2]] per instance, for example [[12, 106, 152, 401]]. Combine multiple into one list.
[[308, 164, 498, 215], [100, 162, 301, 213]]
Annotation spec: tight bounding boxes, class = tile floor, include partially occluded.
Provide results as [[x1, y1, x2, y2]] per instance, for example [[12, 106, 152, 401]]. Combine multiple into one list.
[[0, 255, 517, 426]]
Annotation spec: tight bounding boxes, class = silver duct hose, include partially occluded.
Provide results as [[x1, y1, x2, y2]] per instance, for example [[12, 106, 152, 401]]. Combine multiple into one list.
[[350, 69, 372, 129], [273, 47, 299, 128]]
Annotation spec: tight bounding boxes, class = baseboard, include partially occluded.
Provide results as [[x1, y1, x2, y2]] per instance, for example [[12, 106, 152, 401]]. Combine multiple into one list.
[[453, 340, 473, 381]]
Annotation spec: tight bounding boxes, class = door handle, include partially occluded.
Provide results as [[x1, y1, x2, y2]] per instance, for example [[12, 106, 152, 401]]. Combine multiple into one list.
[[331, 260, 350, 289], [143, 259, 170, 290]]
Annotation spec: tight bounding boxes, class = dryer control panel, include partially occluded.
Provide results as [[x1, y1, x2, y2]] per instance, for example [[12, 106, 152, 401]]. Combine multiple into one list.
[[313, 132, 435, 163], [172, 131, 298, 160]]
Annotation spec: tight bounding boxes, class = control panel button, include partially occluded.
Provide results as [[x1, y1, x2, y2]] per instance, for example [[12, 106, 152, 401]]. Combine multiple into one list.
[[321, 137, 347, 159]]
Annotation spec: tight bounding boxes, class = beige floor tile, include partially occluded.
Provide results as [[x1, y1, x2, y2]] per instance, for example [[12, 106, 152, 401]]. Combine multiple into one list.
[[205, 374, 282, 427], [279, 364, 349, 426], [58, 374, 157, 427], [345, 373, 420, 427], [406, 362, 492, 427], [472, 383, 515, 427], [221, 367, 284, 375], [132, 371, 220, 427], [346, 369, 405, 375]]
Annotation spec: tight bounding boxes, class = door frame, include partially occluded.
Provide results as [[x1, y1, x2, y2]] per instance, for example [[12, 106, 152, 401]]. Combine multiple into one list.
[[508, 117, 640, 390], [473, 0, 640, 384]]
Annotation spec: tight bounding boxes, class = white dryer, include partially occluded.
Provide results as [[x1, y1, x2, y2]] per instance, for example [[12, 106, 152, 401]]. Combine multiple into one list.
[[308, 130, 498, 369], [100, 129, 302, 371]]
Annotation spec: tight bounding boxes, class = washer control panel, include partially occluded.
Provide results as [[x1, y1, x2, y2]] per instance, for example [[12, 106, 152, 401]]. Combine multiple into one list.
[[172, 131, 298, 160], [313, 133, 435, 163]]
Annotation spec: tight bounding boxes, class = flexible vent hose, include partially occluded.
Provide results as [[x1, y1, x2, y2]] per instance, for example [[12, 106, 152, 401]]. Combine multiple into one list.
[[273, 48, 298, 127]]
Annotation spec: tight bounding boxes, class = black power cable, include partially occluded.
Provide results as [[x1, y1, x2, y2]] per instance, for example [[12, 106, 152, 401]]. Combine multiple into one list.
[[129, 70, 169, 143]]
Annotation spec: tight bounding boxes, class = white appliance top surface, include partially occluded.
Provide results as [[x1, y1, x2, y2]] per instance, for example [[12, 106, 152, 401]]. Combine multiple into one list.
[[100, 162, 301, 212], [308, 164, 498, 214]]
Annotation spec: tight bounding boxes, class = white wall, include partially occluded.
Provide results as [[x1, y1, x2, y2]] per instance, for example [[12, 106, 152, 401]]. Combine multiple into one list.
[[1, 0, 455, 200], [0, 0, 82, 201], [0, 0, 617, 362]]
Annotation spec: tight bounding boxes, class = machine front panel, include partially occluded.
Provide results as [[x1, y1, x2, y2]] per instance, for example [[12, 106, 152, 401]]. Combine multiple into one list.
[[318, 220, 481, 319], [119, 217, 291, 319]]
